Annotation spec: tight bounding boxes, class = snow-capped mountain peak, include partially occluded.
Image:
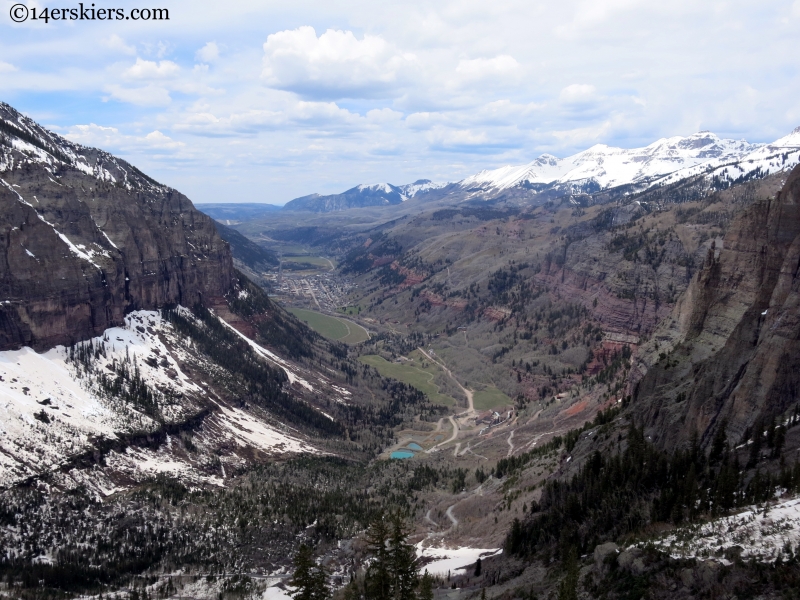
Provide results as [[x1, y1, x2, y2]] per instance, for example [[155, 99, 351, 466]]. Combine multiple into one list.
[[357, 182, 396, 194], [0, 102, 166, 193], [459, 130, 781, 193]]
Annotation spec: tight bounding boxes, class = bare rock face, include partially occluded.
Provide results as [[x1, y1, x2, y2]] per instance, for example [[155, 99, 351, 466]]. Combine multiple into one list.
[[0, 103, 232, 351], [632, 165, 800, 448]]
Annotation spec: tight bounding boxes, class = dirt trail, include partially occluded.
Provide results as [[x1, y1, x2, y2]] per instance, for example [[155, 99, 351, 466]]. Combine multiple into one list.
[[427, 416, 458, 453], [506, 430, 515, 457], [424, 509, 439, 528], [418, 347, 475, 413], [445, 504, 458, 527]]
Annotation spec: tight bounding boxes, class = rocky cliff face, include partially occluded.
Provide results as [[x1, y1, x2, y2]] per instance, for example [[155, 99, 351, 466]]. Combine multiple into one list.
[[0, 103, 232, 351], [632, 166, 800, 448]]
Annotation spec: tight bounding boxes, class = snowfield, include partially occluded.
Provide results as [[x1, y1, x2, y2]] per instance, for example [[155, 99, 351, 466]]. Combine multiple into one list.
[[648, 496, 800, 564], [0, 308, 318, 488], [416, 541, 502, 575]]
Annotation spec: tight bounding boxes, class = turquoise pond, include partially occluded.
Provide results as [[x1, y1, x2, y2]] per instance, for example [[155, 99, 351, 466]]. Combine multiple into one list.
[[407, 443, 423, 451], [390, 450, 414, 459]]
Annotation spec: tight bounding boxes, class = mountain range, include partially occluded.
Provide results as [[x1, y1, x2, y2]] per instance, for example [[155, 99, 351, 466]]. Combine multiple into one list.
[[3, 99, 800, 600], [0, 101, 396, 488], [277, 129, 800, 212], [281, 180, 450, 212]]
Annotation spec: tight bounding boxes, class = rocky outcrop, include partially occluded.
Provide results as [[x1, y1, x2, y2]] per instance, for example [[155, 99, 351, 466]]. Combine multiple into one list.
[[0, 103, 232, 351], [632, 165, 800, 448]]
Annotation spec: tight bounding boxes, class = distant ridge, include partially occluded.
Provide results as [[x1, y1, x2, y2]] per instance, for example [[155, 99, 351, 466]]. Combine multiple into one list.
[[197, 202, 282, 224], [281, 180, 449, 212], [279, 129, 800, 213]]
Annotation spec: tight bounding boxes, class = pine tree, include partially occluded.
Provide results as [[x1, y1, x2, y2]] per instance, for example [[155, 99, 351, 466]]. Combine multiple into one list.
[[311, 566, 330, 600], [342, 579, 361, 600], [291, 544, 329, 600], [557, 549, 578, 600], [389, 511, 418, 600], [418, 573, 433, 600], [365, 514, 391, 600]]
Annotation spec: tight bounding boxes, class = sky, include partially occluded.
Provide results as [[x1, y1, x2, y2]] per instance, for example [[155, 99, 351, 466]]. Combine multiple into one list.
[[1, 0, 800, 205]]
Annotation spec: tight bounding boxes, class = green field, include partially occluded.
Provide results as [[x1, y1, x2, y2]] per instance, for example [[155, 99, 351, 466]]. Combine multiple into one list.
[[288, 308, 369, 344], [359, 353, 456, 406], [283, 256, 335, 269], [473, 385, 512, 410]]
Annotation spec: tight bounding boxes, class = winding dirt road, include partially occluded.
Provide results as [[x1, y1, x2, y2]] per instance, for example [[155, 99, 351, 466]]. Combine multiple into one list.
[[427, 415, 459, 453], [445, 504, 459, 527], [417, 347, 475, 413]]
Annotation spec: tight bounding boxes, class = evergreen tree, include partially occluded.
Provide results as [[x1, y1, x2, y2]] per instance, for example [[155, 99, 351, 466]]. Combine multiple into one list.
[[365, 511, 419, 600], [342, 579, 360, 600], [557, 549, 578, 600], [311, 566, 331, 600], [291, 544, 329, 600], [389, 511, 418, 600], [365, 514, 391, 600], [418, 573, 433, 600]]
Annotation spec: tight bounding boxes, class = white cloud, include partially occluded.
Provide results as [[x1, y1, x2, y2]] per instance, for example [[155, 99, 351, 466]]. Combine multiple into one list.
[[3, 1, 798, 204], [426, 126, 512, 153], [366, 108, 404, 123], [196, 42, 220, 63], [455, 55, 520, 81], [144, 130, 185, 149], [552, 121, 614, 145], [104, 85, 172, 107], [262, 26, 416, 99], [123, 58, 180, 80], [556, 0, 646, 38], [559, 84, 597, 104], [64, 124, 186, 156], [171, 98, 363, 137], [63, 123, 122, 147], [104, 35, 136, 56]]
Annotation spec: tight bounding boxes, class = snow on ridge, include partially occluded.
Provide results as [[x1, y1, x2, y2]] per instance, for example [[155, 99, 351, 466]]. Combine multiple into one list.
[[1, 104, 164, 192], [649, 496, 800, 564], [458, 128, 792, 193], [357, 183, 395, 194], [0, 308, 321, 487], [399, 180, 449, 198], [216, 316, 314, 391]]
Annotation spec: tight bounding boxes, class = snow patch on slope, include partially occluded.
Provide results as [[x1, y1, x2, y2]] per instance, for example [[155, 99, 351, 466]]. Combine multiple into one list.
[[217, 317, 314, 391], [649, 496, 800, 564], [459, 129, 800, 193], [416, 542, 502, 575], [397, 180, 449, 198], [0, 308, 318, 486]]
